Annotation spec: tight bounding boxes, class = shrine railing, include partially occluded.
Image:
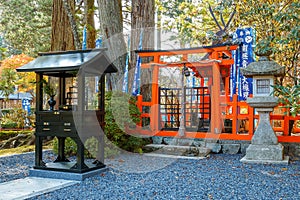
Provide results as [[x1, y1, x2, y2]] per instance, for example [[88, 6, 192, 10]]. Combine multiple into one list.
[[131, 94, 300, 143]]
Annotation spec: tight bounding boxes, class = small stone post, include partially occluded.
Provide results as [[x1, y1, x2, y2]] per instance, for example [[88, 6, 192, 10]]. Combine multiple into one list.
[[240, 53, 289, 164]]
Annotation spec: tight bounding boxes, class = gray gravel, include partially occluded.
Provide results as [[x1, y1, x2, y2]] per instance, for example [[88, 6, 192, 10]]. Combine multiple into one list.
[[1, 151, 300, 200]]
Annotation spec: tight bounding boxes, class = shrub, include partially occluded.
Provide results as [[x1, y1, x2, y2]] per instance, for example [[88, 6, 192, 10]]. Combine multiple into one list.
[[1, 119, 17, 129], [0, 108, 33, 129], [105, 91, 151, 153], [52, 136, 120, 159], [53, 91, 151, 158], [272, 84, 300, 117]]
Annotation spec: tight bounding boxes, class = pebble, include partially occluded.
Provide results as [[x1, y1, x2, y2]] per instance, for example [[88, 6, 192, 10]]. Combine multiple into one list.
[[0, 151, 299, 199]]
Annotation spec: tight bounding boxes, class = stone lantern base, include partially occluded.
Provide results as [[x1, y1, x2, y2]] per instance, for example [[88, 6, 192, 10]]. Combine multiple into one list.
[[241, 144, 289, 164], [240, 97, 289, 164]]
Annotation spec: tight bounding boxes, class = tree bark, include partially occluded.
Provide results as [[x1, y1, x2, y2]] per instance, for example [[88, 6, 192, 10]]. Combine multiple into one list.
[[62, 0, 81, 50], [131, 0, 155, 53], [51, 0, 76, 51], [84, 0, 96, 49], [131, 0, 155, 100], [97, 0, 127, 90]]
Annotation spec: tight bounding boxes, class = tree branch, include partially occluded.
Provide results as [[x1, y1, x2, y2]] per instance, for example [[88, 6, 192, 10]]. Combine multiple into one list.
[[208, 4, 222, 31]]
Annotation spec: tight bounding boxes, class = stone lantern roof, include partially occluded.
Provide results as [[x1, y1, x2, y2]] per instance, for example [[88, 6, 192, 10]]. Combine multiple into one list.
[[240, 55, 284, 77]]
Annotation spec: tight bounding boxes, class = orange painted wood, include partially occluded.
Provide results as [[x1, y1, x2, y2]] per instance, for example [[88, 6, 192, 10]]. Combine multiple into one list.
[[132, 45, 300, 143], [136, 48, 213, 57], [210, 51, 222, 134]]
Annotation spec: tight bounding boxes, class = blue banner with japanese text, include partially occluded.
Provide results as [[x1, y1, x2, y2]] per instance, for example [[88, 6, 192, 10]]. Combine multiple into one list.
[[231, 27, 255, 101]]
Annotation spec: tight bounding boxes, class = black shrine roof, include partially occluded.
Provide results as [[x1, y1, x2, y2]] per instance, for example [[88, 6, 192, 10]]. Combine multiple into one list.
[[17, 48, 118, 75]]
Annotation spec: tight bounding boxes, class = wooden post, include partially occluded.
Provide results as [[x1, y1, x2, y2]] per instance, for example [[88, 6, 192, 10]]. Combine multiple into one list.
[[150, 56, 160, 132], [136, 95, 143, 127], [36, 73, 43, 111], [232, 94, 238, 135], [35, 73, 43, 168], [211, 51, 222, 134]]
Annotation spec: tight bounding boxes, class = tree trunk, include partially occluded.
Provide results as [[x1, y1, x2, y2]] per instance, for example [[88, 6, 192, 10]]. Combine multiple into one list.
[[51, 0, 76, 51], [130, 0, 155, 100], [97, 0, 127, 90], [84, 0, 96, 49], [131, 0, 155, 53], [62, 0, 81, 50]]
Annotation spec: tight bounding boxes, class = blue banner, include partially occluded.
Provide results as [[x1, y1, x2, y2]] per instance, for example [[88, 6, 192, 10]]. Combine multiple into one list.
[[22, 99, 31, 114], [132, 56, 141, 96], [231, 27, 255, 101], [122, 36, 130, 93], [82, 26, 87, 50], [95, 36, 102, 48], [230, 45, 237, 99], [132, 30, 143, 96]]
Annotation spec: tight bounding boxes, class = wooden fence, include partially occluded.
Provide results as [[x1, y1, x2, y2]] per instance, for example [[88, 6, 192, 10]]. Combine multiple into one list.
[[131, 94, 300, 143]]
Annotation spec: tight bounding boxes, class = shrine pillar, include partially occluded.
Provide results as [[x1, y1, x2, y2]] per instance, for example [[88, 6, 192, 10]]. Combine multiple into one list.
[[211, 52, 222, 134]]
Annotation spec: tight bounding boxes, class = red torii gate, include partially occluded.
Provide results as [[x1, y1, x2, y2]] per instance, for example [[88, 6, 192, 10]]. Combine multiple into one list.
[[130, 44, 300, 143]]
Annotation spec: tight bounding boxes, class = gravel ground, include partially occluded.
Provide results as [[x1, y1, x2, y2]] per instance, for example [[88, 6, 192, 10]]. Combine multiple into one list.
[[0, 151, 300, 200]]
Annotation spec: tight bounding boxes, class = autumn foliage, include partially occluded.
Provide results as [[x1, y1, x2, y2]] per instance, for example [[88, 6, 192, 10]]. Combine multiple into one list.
[[1, 54, 33, 70], [0, 54, 36, 93]]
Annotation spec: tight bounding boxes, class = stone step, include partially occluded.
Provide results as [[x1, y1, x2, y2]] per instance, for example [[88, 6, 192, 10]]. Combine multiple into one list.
[[144, 144, 211, 158], [0, 177, 79, 200]]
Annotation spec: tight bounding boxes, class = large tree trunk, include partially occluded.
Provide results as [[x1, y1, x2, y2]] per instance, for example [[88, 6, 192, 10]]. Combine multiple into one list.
[[97, 0, 127, 90], [131, 0, 155, 52], [131, 0, 155, 100], [84, 0, 96, 49], [51, 0, 76, 51]]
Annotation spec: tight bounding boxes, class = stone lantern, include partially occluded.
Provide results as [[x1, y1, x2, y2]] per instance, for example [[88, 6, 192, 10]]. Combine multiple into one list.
[[240, 53, 289, 164]]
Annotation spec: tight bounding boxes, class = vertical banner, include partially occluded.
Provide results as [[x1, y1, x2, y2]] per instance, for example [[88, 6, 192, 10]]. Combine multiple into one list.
[[95, 35, 102, 48], [122, 36, 130, 93], [22, 99, 31, 114], [231, 27, 255, 101], [230, 45, 237, 99], [132, 30, 143, 96], [82, 25, 87, 50]]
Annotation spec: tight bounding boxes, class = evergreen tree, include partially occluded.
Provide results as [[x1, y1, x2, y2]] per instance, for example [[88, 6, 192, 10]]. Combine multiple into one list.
[[0, 0, 52, 56]]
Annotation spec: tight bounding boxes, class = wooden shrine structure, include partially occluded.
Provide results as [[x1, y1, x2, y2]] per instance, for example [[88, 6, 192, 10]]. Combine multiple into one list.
[[131, 44, 300, 143], [17, 49, 117, 173]]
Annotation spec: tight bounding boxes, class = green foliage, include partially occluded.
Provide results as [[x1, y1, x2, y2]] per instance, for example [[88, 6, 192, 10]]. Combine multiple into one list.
[[157, 0, 235, 47], [0, 0, 52, 56], [0, 108, 29, 129], [0, 68, 18, 100], [105, 91, 151, 153], [52, 137, 77, 157], [1, 119, 17, 129], [272, 83, 300, 117], [158, 0, 299, 86], [52, 136, 120, 159], [0, 34, 22, 59], [85, 136, 120, 159], [236, 0, 299, 85], [52, 91, 149, 158], [0, 35, 7, 60], [42, 79, 56, 97]]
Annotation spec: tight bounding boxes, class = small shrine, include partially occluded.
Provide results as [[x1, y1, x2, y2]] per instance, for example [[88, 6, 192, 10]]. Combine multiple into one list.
[[17, 49, 117, 173]]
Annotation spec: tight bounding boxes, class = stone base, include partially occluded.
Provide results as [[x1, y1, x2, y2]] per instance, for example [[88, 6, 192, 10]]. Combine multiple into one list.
[[241, 143, 289, 164], [144, 144, 211, 157], [30, 166, 109, 181], [241, 156, 289, 165]]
